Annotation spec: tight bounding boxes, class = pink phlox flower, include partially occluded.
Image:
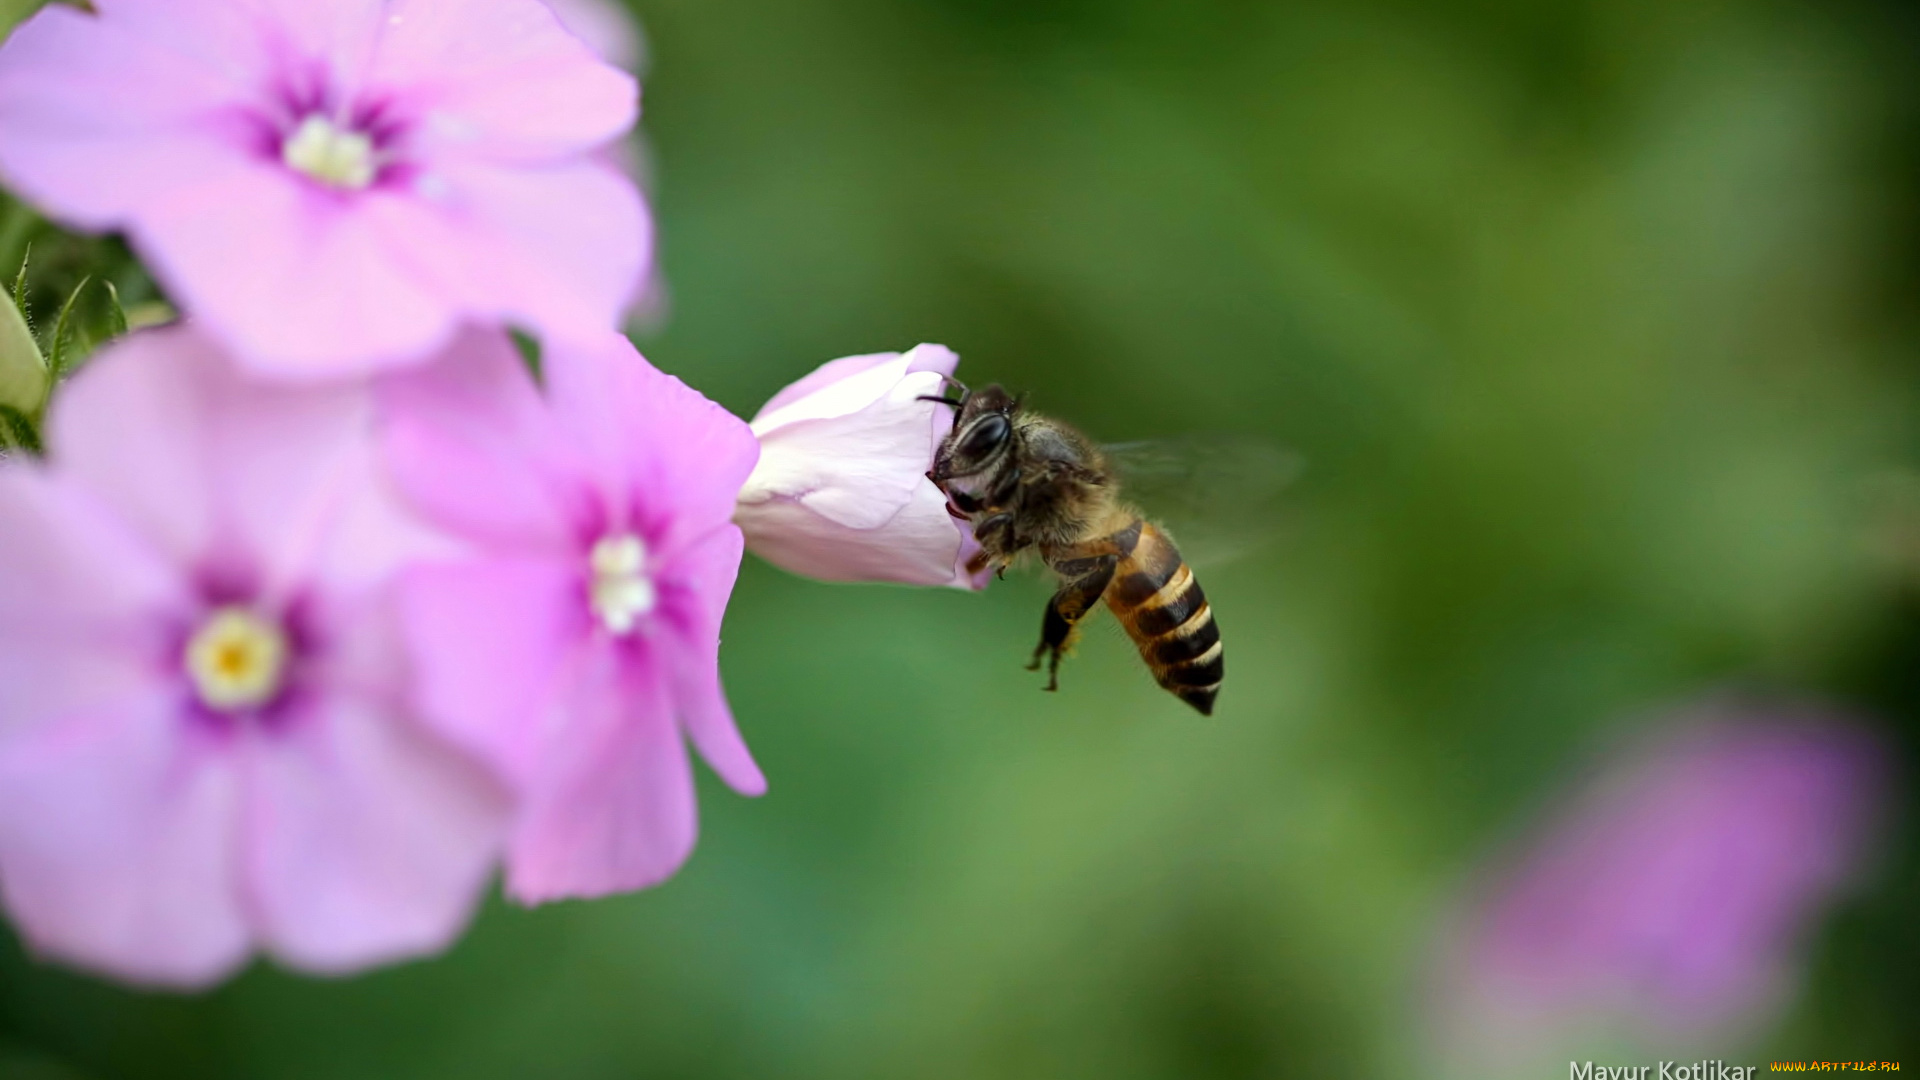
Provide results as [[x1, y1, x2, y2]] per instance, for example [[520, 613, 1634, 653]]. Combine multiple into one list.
[[736, 344, 987, 589], [0, 326, 509, 988], [0, 0, 648, 378], [378, 330, 764, 903], [1432, 695, 1890, 1060]]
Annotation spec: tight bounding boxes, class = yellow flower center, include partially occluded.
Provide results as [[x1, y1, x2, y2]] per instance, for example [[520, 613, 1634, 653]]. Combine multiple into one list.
[[281, 115, 376, 190], [589, 534, 655, 636], [183, 607, 290, 712]]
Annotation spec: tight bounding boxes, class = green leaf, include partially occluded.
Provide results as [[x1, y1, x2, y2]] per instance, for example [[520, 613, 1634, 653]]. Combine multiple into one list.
[[101, 279, 127, 340], [510, 327, 544, 384], [46, 273, 89, 378], [0, 258, 43, 415], [0, 403, 39, 455], [10, 242, 28, 325], [0, 1, 51, 39]]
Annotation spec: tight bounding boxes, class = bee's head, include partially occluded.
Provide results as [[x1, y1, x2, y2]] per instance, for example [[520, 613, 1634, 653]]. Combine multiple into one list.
[[929, 383, 1019, 484]]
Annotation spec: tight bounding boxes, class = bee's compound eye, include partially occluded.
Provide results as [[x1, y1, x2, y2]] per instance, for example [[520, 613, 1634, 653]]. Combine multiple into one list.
[[958, 413, 1011, 458]]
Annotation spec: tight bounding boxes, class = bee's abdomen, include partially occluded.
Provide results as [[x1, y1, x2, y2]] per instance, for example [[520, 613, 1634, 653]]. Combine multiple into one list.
[[1105, 523, 1222, 715]]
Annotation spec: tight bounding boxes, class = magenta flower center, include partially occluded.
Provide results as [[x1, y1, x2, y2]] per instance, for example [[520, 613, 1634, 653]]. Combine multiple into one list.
[[182, 606, 290, 712], [589, 533, 655, 636], [280, 114, 377, 190]]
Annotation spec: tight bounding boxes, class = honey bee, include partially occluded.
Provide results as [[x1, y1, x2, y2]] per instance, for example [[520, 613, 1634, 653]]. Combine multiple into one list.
[[927, 384, 1261, 715]]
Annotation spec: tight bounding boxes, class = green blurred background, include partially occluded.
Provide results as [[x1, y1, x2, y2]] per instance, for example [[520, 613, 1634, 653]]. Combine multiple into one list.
[[5, 0, 1920, 1075]]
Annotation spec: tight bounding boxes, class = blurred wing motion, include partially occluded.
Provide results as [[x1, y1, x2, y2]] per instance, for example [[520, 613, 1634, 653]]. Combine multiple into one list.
[[1102, 435, 1303, 568]]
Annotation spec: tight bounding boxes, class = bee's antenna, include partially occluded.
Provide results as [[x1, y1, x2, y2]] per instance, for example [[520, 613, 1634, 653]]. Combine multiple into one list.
[[915, 375, 971, 411]]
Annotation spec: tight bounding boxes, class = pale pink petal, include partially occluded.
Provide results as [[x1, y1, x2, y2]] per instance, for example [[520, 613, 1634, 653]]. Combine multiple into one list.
[[752, 343, 958, 427], [543, 336, 759, 555], [0, 699, 249, 988], [664, 525, 764, 796], [41, 331, 212, 562], [398, 557, 586, 786], [737, 473, 964, 586], [96, 0, 388, 100], [135, 165, 454, 378], [244, 692, 509, 974], [91, 0, 379, 82], [375, 0, 637, 161], [305, 457, 469, 596], [378, 329, 585, 553], [50, 327, 383, 592], [0, 468, 179, 633], [753, 352, 907, 423], [370, 160, 649, 343], [0, 470, 182, 734], [950, 526, 993, 591], [224, 0, 385, 82], [506, 648, 695, 902], [741, 366, 951, 530], [901, 343, 963, 377], [0, 4, 255, 227]]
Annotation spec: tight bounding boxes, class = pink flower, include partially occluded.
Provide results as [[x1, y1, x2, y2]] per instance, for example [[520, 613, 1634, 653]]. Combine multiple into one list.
[[0, 0, 647, 378], [735, 345, 985, 588], [1431, 695, 1889, 1061], [379, 330, 763, 903], [0, 327, 508, 988]]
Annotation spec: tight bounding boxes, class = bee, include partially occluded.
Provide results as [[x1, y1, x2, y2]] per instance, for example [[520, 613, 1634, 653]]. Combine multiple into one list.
[[926, 384, 1231, 715]]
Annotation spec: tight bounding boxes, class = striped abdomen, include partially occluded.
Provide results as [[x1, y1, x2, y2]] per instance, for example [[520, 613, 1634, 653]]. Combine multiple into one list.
[[1103, 521, 1222, 715]]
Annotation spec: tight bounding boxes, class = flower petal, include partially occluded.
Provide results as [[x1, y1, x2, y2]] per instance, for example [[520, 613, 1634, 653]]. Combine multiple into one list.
[[0, 470, 182, 735], [0, 3, 258, 228], [243, 691, 509, 974], [505, 647, 696, 903], [378, 328, 585, 553], [209, 0, 386, 84], [397, 556, 586, 786], [751, 352, 907, 428], [741, 367, 950, 531], [949, 525, 993, 591], [751, 343, 958, 430], [49, 326, 386, 593], [737, 471, 964, 586], [373, 0, 636, 162], [543, 335, 760, 558], [0, 697, 249, 988], [134, 165, 454, 377], [369, 159, 649, 344], [665, 525, 763, 796]]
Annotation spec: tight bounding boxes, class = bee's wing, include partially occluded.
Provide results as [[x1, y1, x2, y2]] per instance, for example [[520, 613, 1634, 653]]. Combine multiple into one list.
[[1101, 435, 1304, 568]]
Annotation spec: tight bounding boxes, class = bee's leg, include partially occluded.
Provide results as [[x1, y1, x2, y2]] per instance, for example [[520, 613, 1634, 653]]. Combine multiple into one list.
[[974, 512, 1012, 546], [977, 512, 1034, 560], [1028, 553, 1118, 692]]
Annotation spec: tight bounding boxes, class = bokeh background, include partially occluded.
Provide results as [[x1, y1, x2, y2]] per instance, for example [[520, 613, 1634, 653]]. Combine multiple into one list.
[[3, 0, 1919, 1075]]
